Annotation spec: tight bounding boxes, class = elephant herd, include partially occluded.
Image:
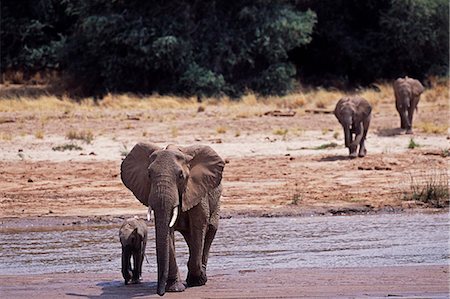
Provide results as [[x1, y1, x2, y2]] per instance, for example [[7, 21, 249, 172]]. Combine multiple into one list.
[[118, 76, 424, 296], [335, 76, 424, 157]]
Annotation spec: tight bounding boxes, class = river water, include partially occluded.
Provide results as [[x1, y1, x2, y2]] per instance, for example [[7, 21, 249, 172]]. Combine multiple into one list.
[[1, 213, 448, 275]]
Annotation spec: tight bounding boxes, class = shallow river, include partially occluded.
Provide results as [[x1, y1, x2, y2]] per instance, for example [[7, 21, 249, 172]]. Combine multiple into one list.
[[1, 213, 448, 275]]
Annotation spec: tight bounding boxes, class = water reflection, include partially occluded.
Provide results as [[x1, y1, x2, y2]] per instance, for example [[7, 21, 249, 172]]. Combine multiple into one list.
[[0, 213, 448, 275]]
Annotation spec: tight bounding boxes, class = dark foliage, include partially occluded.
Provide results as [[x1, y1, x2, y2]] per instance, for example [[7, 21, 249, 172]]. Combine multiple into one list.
[[1, 0, 76, 75], [1, 0, 448, 96], [293, 0, 449, 87]]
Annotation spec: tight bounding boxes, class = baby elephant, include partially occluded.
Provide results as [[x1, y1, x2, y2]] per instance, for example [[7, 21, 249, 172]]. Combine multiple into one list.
[[119, 217, 148, 285], [393, 76, 424, 134], [334, 96, 372, 158]]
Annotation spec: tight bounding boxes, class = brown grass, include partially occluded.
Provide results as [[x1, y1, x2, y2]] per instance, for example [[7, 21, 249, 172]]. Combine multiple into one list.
[[66, 130, 94, 144], [0, 79, 447, 116], [415, 122, 448, 134]]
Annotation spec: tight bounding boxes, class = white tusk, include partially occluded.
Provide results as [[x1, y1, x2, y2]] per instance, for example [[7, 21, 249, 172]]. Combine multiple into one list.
[[147, 206, 153, 221], [169, 206, 178, 228]]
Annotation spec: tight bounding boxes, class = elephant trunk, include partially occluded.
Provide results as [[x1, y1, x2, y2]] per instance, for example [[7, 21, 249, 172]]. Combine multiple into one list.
[[344, 126, 351, 148], [150, 185, 179, 296], [155, 220, 169, 296]]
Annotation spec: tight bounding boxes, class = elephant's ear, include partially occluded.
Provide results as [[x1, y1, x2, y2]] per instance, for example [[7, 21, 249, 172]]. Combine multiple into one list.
[[356, 97, 372, 120], [180, 145, 225, 212], [121, 143, 161, 206], [408, 79, 424, 96], [334, 98, 347, 120]]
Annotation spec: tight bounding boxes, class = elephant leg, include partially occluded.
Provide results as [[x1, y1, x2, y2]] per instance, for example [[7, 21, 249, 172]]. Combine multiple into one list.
[[406, 106, 415, 134], [183, 227, 208, 287], [202, 224, 217, 272], [132, 249, 142, 283], [396, 105, 406, 129], [400, 113, 406, 129], [400, 109, 411, 133], [358, 116, 370, 157], [344, 126, 356, 156], [166, 231, 185, 292], [349, 124, 362, 158], [121, 249, 132, 285]]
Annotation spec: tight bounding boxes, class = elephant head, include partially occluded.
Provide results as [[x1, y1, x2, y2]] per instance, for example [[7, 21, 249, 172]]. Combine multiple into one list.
[[120, 143, 224, 295], [393, 76, 424, 133], [334, 97, 372, 157]]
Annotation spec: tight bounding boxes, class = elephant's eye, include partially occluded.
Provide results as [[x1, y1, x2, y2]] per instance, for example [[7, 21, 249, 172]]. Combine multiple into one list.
[[178, 170, 184, 179]]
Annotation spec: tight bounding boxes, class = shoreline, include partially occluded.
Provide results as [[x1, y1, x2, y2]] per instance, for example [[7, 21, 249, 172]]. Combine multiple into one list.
[[1, 209, 448, 233], [1, 265, 448, 298]]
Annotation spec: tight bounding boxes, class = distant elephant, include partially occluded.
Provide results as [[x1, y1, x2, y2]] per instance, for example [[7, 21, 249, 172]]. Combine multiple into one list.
[[393, 76, 424, 134], [121, 143, 225, 296], [334, 96, 372, 158], [119, 217, 148, 285]]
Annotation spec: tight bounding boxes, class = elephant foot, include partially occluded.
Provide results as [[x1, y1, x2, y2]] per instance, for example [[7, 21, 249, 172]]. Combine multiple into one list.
[[405, 129, 413, 134], [358, 148, 367, 157], [130, 277, 141, 284], [166, 279, 185, 292], [186, 271, 207, 287], [349, 152, 358, 158]]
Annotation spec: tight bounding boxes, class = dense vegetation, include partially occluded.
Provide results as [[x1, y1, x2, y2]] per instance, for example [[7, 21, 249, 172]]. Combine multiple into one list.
[[1, 0, 448, 97]]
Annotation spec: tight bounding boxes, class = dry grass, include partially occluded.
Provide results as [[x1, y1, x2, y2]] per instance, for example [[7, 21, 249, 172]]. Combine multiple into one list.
[[66, 130, 94, 144], [423, 77, 449, 103], [401, 169, 449, 208], [303, 88, 344, 110], [0, 95, 81, 113], [216, 126, 227, 134], [0, 132, 13, 141], [98, 93, 198, 110], [415, 122, 448, 134], [273, 128, 288, 136], [34, 130, 44, 139], [358, 82, 393, 107], [0, 79, 447, 116]]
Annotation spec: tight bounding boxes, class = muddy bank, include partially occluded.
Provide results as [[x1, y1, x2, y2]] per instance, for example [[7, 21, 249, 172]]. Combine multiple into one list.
[[1, 266, 448, 298], [1, 150, 448, 220]]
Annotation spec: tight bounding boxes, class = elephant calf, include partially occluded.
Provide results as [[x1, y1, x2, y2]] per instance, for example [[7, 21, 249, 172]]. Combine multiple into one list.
[[119, 217, 148, 285], [334, 96, 372, 158], [393, 76, 424, 134]]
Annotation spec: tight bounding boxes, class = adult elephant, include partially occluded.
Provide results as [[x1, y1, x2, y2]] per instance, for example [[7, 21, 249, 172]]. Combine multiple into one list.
[[393, 76, 424, 134], [334, 96, 372, 158], [121, 143, 225, 296]]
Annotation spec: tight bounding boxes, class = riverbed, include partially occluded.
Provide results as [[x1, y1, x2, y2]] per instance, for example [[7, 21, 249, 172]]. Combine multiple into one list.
[[1, 213, 448, 276]]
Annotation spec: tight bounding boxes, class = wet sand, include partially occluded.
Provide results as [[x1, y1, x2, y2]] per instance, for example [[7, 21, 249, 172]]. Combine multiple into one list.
[[1, 265, 448, 298]]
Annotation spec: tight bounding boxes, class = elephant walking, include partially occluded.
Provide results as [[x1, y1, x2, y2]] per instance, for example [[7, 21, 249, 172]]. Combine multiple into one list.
[[121, 143, 225, 296], [119, 217, 148, 285], [334, 96, 372, 158], [393, 76, 424, 134]]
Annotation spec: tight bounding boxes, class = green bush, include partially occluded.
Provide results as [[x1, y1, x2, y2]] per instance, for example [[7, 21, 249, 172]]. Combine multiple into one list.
[[1, 0, 447, 95]]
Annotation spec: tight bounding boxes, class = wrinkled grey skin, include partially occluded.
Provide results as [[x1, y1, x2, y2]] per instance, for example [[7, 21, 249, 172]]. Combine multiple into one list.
[[119, 217, 148, 285], [393, 76, 424, 134], [121, 143, 224, 296], [334, 96, 372, 158]]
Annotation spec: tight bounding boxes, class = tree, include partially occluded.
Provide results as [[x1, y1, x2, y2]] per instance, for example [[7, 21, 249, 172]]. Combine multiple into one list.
[[1, 0, 75, 76], [61, 0, 316, 97]]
